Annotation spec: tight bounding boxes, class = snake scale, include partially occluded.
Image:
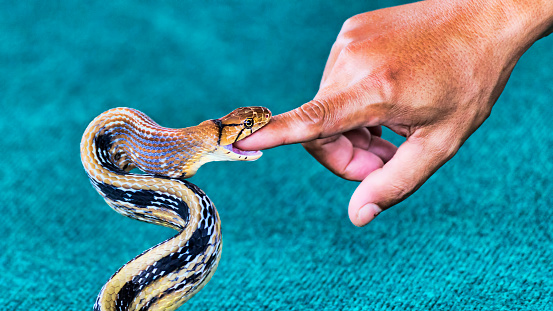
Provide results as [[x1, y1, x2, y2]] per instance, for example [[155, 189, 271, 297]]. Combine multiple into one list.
[[80, 107, 271, 310]]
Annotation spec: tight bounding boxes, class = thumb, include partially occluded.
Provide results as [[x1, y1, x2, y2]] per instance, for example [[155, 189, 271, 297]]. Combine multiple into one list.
[[349, 131, 458, 226], [235, 99, 384, 150]]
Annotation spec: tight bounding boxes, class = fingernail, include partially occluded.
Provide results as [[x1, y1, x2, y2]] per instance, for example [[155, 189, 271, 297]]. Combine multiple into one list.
[[357, 203, 382, 226]]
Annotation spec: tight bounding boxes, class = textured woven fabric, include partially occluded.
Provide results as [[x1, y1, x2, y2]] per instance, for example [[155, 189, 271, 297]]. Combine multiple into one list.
[[1, 1, 552, 310]]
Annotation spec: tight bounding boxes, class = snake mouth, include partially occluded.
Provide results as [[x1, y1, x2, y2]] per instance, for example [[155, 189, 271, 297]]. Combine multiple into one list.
[[222, 143, 263, 158]]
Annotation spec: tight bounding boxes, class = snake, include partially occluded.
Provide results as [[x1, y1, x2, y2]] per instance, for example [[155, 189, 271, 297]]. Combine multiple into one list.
[[80, 106, 271, 310]]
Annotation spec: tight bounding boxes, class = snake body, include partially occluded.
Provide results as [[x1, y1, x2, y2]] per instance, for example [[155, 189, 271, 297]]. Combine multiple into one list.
[[80, 107, 271, 310]]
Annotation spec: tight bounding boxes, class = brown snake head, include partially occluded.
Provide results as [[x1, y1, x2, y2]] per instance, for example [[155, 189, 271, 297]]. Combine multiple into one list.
[[205, 106, 271, 163]]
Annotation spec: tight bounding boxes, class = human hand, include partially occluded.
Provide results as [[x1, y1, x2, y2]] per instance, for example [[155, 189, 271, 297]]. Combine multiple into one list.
[[236, 0, 553, 226]]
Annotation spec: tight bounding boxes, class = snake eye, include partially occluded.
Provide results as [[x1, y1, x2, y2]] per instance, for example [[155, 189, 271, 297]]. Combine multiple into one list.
[[243, 118, 254, 129]]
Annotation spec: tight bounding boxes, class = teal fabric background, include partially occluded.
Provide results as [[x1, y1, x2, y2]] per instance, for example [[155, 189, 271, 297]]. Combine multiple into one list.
[[1, 0, 552, 310]]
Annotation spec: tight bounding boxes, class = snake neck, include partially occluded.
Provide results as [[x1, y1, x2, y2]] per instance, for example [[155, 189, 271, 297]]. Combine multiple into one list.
[[82, 107, 219, 179], [82, 108, 192, 230]]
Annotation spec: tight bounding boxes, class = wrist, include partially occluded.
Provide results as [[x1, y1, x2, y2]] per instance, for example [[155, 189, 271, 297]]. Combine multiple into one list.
[[453, 0, 551, 39], [427, 0, 553, 60], [491, 0, 553, 42]]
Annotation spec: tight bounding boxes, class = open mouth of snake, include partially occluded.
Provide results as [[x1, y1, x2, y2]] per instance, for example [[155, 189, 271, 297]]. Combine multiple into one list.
[[222, 143, 262, 157]]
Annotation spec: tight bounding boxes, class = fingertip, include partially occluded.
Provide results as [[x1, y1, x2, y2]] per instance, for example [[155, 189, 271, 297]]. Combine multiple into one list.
[[350, 203, 382, 227], [233, 117, 287, 150], [233, 131, 267, 150], [234, 106, 324, 150]]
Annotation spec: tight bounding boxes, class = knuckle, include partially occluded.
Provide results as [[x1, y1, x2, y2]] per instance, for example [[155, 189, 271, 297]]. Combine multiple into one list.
[[293, 100, 329, 134], [335, 39, 373, 66], [424, 133, 460, 161], [335, 14, 367, 52], [472, 107, 492, 129], [333, 32, 354, 53], [341, 14, 364, 33], [377, 179, 414, 208], [367, 66, 400, 99], [441, 145, 458, 161], [342, 40, 364, 57], [373, 65, 399, 85], [391, 177, 413, 199]]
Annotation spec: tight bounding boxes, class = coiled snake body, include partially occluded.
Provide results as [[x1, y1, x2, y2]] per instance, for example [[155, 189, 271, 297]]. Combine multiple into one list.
[[80, 107, 271, 310]]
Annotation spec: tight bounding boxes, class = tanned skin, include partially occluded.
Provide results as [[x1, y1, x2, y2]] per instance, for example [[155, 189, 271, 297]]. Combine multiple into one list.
[[236, 0, 553, 226]]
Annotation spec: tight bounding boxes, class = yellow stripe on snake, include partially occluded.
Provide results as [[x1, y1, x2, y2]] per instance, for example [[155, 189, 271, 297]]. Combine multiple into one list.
[[80, 107, 271, 310]]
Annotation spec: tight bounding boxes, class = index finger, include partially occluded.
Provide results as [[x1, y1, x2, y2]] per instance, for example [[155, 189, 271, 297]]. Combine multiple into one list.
[[233, 110, 316, 150], [235, 98, 387, 151]]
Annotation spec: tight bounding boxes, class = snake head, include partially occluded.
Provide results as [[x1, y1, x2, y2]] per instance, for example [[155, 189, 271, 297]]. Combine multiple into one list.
[[215, 106, 271, 161]]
